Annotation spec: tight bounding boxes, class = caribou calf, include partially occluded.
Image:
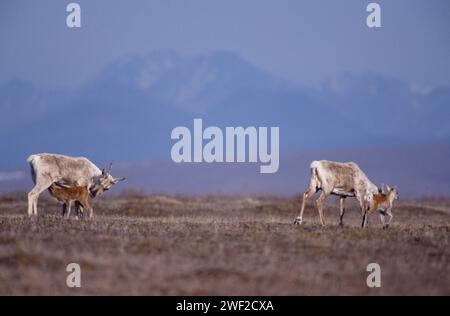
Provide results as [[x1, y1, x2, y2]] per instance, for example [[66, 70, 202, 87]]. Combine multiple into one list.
[[364, 185, 399, 228], [48, 183, 91, 219]]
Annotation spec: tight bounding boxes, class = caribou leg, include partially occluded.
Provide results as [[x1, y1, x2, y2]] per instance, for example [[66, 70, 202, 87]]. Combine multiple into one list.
[[339, 197, 346, 226], [27, 179, 51, 217], [316, 191, 327, 226], [295, 187, 317, 225]]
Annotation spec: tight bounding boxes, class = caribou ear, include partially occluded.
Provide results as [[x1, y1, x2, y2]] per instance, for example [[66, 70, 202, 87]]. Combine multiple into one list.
[[102, 168, 106, 175], [113, 177, 126, 184], [386, 185, 391, 191]]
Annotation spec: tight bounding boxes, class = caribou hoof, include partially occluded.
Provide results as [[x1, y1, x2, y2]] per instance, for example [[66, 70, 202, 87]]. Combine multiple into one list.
[[294, 217, 302, 225]]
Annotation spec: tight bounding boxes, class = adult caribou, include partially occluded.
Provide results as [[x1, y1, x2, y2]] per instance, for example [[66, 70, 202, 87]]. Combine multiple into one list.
[[294, 160, 379, 227], [27, 153, 125, 217]]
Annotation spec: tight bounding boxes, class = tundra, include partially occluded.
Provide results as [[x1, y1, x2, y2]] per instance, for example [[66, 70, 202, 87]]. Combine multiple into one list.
[[294, 160, 378, 227], [364, 185, 399, 228], [27, 153, 125, 217]]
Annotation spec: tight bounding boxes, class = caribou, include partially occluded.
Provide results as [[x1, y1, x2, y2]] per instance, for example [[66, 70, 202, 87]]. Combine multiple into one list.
[[48, 182, 91, 219], [27, 153, 125, 217], [364, 185, 399, 228], [294, 160, 379, 227]]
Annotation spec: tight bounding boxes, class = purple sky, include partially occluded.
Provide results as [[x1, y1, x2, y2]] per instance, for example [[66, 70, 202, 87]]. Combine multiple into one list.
[[1, 0, 449, 89]]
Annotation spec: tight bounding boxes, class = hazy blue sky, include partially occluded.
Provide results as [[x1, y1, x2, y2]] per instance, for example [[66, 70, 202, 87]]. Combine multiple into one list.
[[1, 0, 449, 89]]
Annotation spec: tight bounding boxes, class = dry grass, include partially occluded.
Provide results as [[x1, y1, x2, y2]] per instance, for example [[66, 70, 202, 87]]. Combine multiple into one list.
[[0, 193, 449, 295]]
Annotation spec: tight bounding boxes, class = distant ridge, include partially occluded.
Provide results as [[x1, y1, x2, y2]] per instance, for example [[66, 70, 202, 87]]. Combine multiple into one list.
[[0, 50, 449, 172]]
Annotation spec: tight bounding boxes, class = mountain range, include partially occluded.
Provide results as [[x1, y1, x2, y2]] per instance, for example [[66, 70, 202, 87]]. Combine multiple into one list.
[[1, 50, 449, 168]]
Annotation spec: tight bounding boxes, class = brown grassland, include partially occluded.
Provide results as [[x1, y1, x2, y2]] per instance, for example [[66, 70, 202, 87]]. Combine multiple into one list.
[[0, 192, 449, 295]]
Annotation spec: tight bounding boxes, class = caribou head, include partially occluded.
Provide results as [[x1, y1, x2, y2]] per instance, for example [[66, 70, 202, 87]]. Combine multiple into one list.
[[90, 163, 126, 197]]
